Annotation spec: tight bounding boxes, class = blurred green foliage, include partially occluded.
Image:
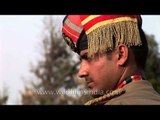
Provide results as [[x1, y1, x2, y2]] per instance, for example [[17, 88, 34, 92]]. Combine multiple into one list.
[[145, 34, 160, 93]]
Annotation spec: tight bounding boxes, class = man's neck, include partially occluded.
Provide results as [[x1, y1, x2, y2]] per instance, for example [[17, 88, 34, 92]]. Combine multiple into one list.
[[117, 65, 144, 86]]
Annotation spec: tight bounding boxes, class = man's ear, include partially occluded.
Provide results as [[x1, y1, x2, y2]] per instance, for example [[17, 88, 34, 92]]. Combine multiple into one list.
[[116, 44, 129, 66]]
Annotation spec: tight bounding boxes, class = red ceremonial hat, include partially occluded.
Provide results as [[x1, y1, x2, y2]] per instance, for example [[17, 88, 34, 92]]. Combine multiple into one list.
[[62, 15, 142, 58]]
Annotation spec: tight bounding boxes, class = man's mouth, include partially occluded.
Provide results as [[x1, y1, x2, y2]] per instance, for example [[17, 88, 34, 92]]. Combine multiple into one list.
[[87, 81, 94, 89], [85, 78, 95, 89]]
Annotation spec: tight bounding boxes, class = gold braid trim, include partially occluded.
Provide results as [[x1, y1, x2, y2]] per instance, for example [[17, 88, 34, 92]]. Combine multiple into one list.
[[87, 21, 142, 58], [84, 88, 125, 105]]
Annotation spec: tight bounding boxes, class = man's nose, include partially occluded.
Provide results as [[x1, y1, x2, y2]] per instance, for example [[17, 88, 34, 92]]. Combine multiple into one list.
[[78, 61, 89, 78]]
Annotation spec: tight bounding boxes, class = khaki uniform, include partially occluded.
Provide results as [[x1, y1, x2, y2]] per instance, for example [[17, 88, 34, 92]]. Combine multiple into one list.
[[105, 80, 160, 105], [85, 80, 160, 105]]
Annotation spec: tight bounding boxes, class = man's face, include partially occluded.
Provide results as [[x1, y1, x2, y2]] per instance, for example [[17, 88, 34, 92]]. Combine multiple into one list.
[[78, 49, 119, 97]]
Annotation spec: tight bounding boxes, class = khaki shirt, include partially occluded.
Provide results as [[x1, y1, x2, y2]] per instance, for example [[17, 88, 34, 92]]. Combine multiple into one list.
[[105, 80, 160, 105]]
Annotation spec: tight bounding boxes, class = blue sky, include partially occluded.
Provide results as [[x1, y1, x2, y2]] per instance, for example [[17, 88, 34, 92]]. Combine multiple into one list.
[[142, 15, 160, 45], [0, 15, 160, 104]]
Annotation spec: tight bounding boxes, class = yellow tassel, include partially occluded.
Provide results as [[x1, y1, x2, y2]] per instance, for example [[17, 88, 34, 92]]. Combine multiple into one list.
[[87, 21, 142, 58]]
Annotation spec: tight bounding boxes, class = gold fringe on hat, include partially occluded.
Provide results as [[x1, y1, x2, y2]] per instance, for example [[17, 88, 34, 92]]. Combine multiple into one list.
[[87, 20, 142, 58]]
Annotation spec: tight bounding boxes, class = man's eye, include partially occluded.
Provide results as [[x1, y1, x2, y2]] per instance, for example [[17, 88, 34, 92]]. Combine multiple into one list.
[[83, 54, 88, 60], [80, 54, 91, 61]]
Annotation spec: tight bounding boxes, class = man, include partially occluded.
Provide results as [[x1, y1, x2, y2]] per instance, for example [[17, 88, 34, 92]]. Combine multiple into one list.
[[62, 15, 160, 105]]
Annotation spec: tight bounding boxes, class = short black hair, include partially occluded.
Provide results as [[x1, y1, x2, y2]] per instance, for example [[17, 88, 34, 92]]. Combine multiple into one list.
[[131, 27, 148, 69]]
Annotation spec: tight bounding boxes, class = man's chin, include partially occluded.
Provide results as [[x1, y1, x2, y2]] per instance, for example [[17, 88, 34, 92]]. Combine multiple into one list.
[[88, 89, 104, 98]]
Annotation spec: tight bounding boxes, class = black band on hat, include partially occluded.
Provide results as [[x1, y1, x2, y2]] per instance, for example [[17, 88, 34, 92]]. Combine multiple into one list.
[[77, 30, 88, 54]]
